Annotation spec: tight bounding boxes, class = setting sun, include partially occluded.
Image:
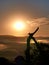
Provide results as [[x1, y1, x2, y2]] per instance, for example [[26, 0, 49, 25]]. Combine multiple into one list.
[[13, 20, 26, 31]]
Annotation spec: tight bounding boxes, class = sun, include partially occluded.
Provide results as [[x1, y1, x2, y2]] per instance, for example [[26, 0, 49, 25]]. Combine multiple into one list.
[[13, 20, 25, 31], [16, 22, 24, 30]]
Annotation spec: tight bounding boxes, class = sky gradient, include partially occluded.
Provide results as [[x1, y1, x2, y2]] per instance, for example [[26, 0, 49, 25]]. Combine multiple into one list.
[[0, 0, 49, 37]]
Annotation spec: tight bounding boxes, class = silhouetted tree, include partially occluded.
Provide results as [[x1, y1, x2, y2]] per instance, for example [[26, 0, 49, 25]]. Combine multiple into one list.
[[25, 27, 39, 64]]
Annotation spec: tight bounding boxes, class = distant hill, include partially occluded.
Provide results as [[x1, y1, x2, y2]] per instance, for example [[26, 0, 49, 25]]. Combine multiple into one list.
[[0, 35, 49, 39], [0, 35, 24, 40], [0, 35, 27, 43], [0, 35, 49, 44]]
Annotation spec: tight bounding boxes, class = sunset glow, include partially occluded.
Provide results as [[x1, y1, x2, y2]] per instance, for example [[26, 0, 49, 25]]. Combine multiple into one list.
[[13, 20, 26, 31], [0, 0, 49, 37]]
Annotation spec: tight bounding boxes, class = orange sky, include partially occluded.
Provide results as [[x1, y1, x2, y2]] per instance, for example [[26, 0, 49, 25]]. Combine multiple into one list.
[[0, 0, 49, 37]]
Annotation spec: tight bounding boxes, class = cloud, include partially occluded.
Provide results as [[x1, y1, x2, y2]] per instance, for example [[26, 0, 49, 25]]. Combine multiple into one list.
[[27, 17, 49, 27]]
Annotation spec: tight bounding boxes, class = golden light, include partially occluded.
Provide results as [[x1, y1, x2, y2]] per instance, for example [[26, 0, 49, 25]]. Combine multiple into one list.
[[13, 20, 26, 31]]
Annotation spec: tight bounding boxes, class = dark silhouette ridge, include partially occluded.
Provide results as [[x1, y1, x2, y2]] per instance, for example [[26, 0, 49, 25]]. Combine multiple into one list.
[[0, 57, 15, 65], [25, 27, 49, 65]]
